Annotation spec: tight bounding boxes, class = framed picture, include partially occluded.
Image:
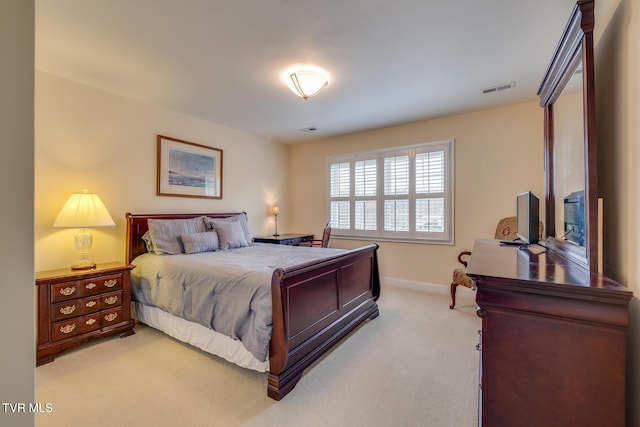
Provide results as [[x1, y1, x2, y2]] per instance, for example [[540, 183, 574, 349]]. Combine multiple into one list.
[[157, 135, 223, 199]]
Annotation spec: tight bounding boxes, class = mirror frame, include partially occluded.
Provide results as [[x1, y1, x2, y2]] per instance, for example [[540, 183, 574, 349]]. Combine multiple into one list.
[[537, 0, 598, 272]]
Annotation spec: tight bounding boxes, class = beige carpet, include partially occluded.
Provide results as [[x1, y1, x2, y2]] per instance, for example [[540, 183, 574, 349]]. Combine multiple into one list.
[[36, 286, 481, 427]]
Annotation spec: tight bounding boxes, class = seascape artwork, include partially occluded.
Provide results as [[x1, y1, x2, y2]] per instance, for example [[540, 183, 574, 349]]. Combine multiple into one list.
[[167, 148, 216, 189], [157, 135, 222, 199]]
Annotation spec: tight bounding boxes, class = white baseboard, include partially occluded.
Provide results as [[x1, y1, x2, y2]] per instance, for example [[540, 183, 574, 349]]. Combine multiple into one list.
[[381, 276, 476, 304]]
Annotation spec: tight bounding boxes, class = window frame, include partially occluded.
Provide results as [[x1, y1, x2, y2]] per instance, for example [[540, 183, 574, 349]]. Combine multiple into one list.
[[327, 139, 454, 245]]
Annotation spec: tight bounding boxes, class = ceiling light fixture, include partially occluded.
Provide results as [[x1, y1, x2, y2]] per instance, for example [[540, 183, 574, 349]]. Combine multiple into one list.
[[285, 67, 329, 100]]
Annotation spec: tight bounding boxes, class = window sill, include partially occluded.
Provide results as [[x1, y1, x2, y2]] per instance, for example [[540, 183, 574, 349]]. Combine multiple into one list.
[[332, 235, 454, 245]]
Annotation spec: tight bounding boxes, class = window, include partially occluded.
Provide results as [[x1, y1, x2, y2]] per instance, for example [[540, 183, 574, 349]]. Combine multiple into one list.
[[328, 140, 454, 244]]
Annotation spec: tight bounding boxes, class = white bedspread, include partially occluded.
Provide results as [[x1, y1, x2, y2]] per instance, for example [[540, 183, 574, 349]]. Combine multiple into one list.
[[130, 243, 345, 362]]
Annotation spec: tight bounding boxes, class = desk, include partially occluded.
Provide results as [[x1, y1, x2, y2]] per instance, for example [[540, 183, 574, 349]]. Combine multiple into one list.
[[467, 239, 632, 427], [253, 234, 313, 246]]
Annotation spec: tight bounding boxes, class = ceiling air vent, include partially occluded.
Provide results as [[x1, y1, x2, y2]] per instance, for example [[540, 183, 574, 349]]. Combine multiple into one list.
[[482, 81, 516, 94]]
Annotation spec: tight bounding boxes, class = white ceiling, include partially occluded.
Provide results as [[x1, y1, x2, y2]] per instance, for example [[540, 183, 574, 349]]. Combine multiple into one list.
[[35, 0, 577, 143]]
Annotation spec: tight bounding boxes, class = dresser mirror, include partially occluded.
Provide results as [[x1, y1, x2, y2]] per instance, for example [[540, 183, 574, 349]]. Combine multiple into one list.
[[537, 0, 598, 272]]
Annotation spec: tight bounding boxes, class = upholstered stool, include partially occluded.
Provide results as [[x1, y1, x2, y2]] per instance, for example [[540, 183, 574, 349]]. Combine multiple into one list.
[[450, 251, 474, 309], [449, 216, 543, 309]]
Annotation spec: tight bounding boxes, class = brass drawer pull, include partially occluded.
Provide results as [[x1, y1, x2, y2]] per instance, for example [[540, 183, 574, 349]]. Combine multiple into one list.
[[85, 282, 97, 290], [59, 286, 76, 296], [59, 324, 76, 334], [85, 318, 97, 326], [59, 305, 76, 315], [104, 279, 118, 288], [104, 296, 118, 305], [85, 301, 97, 308], [104, 313, 118, 322]]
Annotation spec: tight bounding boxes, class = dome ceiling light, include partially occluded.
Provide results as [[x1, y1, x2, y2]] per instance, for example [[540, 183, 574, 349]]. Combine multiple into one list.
[[285, 67, 329, 100]]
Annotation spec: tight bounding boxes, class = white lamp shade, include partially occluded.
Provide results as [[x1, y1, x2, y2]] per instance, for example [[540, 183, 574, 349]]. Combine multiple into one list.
[[53, 192, 115, 228], [272, 206, 280, 215], [287, 70, 329, 100]]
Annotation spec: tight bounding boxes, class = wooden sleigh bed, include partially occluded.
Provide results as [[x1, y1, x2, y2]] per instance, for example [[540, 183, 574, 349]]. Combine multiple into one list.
[[125, 212, 381, 400]]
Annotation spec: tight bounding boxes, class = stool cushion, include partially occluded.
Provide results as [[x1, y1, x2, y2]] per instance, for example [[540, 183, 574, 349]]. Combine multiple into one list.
[[453, 267, 475, 289]]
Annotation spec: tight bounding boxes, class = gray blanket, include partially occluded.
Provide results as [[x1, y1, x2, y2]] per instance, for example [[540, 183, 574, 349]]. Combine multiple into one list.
[[130, 243, 345, 362]]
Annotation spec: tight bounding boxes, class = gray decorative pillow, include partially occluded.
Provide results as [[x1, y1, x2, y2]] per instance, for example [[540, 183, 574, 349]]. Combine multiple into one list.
[[147, 217, 207, 255], [181, 232, 219, 254], [204, 213, 251, 243], [141, 231, 155, 254], [212, 220, 249, 250]]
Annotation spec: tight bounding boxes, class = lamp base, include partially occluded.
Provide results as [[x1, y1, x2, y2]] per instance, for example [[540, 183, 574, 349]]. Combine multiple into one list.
[[71, 259, 96, 270]]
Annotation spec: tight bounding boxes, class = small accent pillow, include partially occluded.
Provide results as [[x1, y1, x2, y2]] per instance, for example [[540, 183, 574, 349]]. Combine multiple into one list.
[[141, 231, 155, 253], [211, 220, 249, 250], [204, 213, 251, 244], [147, 217, 207, 255], [181, 232, 219, 254]]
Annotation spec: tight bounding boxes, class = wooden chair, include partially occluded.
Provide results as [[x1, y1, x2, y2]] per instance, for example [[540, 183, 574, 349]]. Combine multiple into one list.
[[300, 223, 332, 248], [449, 217, 544, 309]]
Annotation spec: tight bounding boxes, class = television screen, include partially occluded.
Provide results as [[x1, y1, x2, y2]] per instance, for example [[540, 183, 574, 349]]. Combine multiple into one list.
[[564, 190, 585, 246], [516, 191, 540, 244]]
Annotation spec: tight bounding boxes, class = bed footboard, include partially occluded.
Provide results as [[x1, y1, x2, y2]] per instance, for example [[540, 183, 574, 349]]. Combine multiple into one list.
[[268, 243, 381, 400]]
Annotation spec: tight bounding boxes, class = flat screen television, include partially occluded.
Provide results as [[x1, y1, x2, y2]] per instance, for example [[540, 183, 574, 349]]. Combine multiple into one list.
[[564, 190, 585, 246], [516, 191, 540, 245]]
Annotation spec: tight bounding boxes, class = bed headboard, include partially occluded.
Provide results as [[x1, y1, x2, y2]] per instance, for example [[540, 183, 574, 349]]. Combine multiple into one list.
[[125, 212, 245, 264]]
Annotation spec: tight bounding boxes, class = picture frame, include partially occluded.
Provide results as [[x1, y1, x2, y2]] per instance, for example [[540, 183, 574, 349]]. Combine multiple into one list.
[[157, 135, 223, 199]]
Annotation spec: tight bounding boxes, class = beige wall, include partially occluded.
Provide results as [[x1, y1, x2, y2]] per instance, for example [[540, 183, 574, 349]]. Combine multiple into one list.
[[594, 0, 640, 424], [1, 1, 35, 426], [289, 101, 544, 287], [596, 0, 639, 290], [35, 72, 290, 272]]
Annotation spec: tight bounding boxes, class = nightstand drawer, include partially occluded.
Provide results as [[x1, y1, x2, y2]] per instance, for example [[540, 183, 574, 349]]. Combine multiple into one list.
[[52, 312, 102, 341], [51, 307, 124, 341], [50, 290, 123, 321], [100, 290, 123, 309], [51, 273, 124, 302], [101, 307, 123, 326], [52, 296, 100, 321]]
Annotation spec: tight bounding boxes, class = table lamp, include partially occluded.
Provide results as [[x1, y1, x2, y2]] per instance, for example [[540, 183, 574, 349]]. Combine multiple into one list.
[[272, 206, 280, 237], [53, 190, 115, 270]]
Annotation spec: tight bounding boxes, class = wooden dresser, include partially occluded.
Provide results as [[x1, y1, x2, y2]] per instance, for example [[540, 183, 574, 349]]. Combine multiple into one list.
[[467, 239, 632, 427], [36, 262, 135, 365]]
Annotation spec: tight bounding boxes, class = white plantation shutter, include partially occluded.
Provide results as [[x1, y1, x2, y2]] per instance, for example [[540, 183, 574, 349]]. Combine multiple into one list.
[[383, 153, 410, 233], [355, 159, 376, 197], [416, 151, 444, 194], [384, 155, 409, 195], [329, 162, 351, 230], [330, 162, 350, 197], [330, 201, 350, 229], [415, 149, 445, 233], [327, 140, 453, 243], [355, 200, 377, 230], [354, 159, 377, 231], [384, 199, 409, 232]]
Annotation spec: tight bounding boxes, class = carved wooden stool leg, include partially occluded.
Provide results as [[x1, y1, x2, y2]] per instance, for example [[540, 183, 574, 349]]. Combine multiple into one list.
[[449, 282, 458, 309]]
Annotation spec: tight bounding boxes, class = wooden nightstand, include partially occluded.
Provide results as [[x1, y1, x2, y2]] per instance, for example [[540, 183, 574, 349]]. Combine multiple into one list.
[[35, 262, 136, 366], [253, 234, 314, 246]]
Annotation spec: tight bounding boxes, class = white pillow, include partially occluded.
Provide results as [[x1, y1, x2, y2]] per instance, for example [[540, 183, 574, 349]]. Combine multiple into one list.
[[147, 217, 207, 255], [181, 232, 219, 254]]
